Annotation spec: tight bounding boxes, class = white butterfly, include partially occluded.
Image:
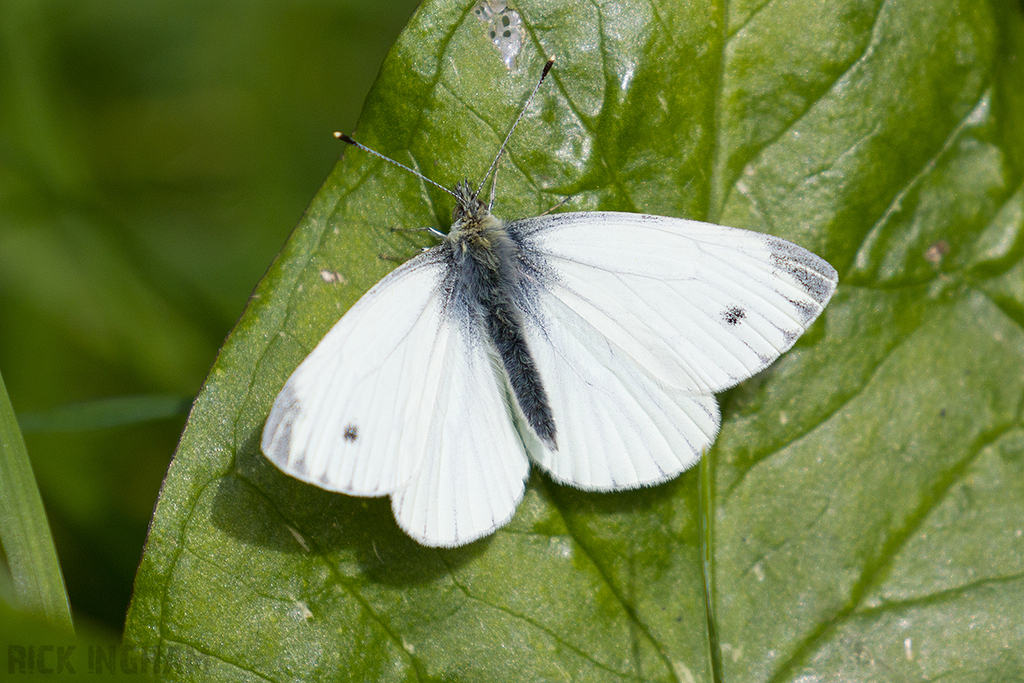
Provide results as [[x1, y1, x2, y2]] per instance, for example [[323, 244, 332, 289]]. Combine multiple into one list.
[[261, 58, 838, 547]]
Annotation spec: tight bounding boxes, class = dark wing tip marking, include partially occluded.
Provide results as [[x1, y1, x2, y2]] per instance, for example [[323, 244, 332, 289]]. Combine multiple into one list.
[[765, 235, 839, 306], [263, 384, 301, 467], [290, 453, 309, 477], [790, 298, 818, 327]]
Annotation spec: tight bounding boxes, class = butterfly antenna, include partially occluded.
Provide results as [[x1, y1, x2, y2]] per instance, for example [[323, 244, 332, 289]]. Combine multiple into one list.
[[334, 132, 458, 200], [474, 55, 556, 200]]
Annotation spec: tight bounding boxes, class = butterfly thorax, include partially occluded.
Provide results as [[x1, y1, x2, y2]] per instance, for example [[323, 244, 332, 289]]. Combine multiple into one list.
[[447, 179, 509, 258]]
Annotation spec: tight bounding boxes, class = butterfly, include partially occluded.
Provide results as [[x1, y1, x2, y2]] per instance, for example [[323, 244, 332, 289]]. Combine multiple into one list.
[[261, 57, 838, 547]]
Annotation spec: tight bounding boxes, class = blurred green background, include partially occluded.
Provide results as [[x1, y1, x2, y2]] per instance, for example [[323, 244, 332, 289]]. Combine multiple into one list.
[[0, 0, 420, 635]]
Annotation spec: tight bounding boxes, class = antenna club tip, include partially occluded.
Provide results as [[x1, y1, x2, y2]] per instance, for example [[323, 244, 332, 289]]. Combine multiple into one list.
[[542, 55, 555, 77], [335, 132, 356, 144]]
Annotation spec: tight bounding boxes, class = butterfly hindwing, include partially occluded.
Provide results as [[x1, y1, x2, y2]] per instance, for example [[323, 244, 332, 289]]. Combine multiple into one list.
[[391, 314, 529, 547], [518, 288, 720, 490]]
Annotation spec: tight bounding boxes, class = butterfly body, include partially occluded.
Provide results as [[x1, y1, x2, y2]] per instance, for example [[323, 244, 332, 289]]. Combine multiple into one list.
[[445, 180, 557, 451]]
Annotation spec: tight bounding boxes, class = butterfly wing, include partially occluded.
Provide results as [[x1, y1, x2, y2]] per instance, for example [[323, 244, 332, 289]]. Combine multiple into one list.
[[515, 299, 721, 490], [262, 252, 453, 495], [262, 249, 528, 546], [509, 211, 837, 490], [390, 321, 529, 547]]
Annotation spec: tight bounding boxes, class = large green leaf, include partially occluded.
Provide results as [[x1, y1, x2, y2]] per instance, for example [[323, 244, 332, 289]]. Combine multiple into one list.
[[124, 0, 1024, 681]]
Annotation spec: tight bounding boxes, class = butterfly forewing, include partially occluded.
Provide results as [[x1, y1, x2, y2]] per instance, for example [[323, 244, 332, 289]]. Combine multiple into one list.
[[513, 212, 838, 396], [262, 254, 454, 496]]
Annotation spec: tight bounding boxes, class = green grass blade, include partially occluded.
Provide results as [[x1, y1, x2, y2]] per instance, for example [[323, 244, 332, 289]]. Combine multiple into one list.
[[16, 394, 192, 434], [0, 367, 73, 633]]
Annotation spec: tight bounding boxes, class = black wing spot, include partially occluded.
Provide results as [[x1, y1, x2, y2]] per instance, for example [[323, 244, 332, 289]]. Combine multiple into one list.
[[343, 424, 358, 442], [723, 305, 746, 326]]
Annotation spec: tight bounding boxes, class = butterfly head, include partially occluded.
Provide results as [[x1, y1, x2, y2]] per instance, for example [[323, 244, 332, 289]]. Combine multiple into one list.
[[452, 179, 489, 224]]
